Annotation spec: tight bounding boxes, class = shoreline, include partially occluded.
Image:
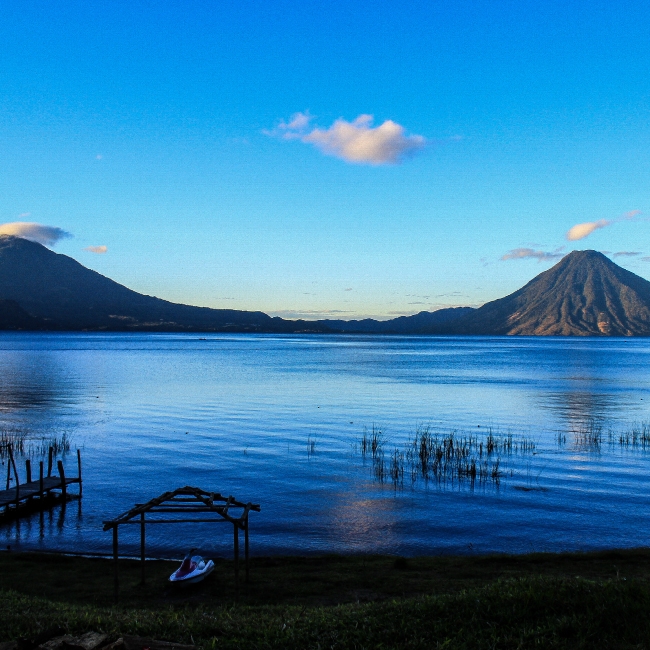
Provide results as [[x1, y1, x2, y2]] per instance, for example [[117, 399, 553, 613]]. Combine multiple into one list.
[[2, 546, 650, 606], [3, 547, 650, 647]]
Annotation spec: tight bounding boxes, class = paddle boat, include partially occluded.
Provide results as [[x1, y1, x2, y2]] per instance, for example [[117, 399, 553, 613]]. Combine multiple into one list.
[[169, 549, 215, 584]]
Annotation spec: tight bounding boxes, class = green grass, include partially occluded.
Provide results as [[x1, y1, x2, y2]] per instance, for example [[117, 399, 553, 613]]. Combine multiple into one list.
[[2, 550, 650, 648]]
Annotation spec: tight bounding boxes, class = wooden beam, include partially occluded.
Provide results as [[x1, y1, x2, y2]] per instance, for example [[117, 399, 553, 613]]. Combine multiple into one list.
[[245, 515, 250, 584], [105, 518, 232, 525], [57, 460, 66, 501], [140, 512, 146, 585], [113, 525, 119, 604], [8, 444, 19, 508], [77, 449, 82, 497], [25, 459, 32, 504], [234, 523, 239, 600]]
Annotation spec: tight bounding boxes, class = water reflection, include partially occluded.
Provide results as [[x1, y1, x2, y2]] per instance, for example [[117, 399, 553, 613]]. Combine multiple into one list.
[[3, 498, 82, 550], [0, 351, 74, 413], [542, 391, 618, 426], [326, 494, 399, 552]]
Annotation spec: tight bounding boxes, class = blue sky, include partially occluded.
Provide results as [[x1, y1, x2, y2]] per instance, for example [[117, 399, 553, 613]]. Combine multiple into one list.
[[1, 0, 650, 319]]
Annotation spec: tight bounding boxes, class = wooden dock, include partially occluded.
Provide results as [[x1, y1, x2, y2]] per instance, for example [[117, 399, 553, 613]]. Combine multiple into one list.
[[0, 444, 82, 515]]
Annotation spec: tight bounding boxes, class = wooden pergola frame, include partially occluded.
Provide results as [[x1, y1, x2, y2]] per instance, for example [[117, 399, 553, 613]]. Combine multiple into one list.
[[103, 485, 260, 601]]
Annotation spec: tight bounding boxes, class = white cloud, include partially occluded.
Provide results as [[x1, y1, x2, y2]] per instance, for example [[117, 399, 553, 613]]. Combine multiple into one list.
[[501, 248, 564, 262], [278, 111, 313, 137], [85, 245, 108, 254], [566, 210, 645, 241], [269, 112, 426, 165], [0, 222, 72, 246], [612, 251, 641, 257], [566, 219, 610, 241]]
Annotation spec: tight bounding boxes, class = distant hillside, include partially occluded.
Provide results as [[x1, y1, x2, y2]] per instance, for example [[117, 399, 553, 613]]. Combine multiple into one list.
[[0, 236, 329, 332], [438, 250, 650, 336], [0, 299, 47, 330], [319, 308, 475, 334]]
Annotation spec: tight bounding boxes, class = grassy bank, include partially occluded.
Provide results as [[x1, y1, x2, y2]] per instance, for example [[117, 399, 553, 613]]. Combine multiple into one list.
[[2, 550, 650, 648]]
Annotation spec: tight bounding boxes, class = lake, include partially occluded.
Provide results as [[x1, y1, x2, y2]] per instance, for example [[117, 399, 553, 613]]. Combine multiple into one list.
[[1, 332, 650, 559]]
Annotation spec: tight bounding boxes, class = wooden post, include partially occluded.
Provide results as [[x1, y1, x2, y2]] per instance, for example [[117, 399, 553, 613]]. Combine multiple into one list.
[[4, 448, 10, 515], [8, 444, 19, 508], [57, 460, 66, 501], [113, 525, 119, 603], [77, 449, 82, 497], [245, 516, 250, 583], [140, 512, 146, 585], [39, 462, 44, 506], [25, 459, 32, 504], [234, 523, 240, 599], [47, 447, 53, 477]]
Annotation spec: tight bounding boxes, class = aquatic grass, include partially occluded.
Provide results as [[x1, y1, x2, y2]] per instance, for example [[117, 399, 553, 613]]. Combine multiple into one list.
[[572, 418, 604, 449], [559, 419, 650, 452], [360, 424, 536, 489], [306, 434, 316, 457], [362, 417, 650, 491], [389, 448, 404, 485], [0, 429, 72, 461], [617, 421, 650, 448], [0, 427, 28, 457], [360, 424, 384, 458], [34, 431, 72, 457], [405, 425, 517, 486]]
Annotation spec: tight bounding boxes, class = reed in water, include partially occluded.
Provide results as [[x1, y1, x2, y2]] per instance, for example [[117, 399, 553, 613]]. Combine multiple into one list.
[[0, 428, 72, 460], [360, 424, 534, 487]]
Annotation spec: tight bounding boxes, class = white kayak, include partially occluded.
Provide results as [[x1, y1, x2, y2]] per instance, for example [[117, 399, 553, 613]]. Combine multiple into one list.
[[169, 550, 215, 584]]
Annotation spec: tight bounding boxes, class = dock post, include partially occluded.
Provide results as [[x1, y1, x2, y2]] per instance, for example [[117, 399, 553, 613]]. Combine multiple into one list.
[[140, 512, 146, 585], [39, 462, 44, 506], [57, 460, 67, 501], [8, 444, 19, 508], [245, 516, 250, 583], [4, 453, 9, 515], [77, 449, 82, 497], [113, 525, 119, 603], [234, 523, 240, 599], [47, 447, 53, 477], [25, 459, 32, 504]]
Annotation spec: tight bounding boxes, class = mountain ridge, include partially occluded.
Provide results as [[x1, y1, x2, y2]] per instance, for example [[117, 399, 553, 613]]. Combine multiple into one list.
[[1, 236, 650, 336], [0, 235, 327, 332], [317, 308, 475, 334]]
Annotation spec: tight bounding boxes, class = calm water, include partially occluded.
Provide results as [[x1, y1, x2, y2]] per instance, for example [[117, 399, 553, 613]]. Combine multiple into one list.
[[1, 332, 650, 559]]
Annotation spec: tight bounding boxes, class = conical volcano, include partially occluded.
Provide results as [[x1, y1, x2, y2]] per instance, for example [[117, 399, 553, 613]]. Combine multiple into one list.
[[448, 250, 650, 336]]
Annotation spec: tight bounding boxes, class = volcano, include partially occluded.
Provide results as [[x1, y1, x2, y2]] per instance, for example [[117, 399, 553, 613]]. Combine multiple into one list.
[[0, 235, 327, 332], [444, 250, 650, 336]]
